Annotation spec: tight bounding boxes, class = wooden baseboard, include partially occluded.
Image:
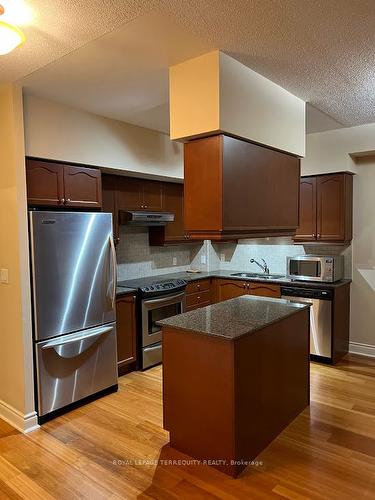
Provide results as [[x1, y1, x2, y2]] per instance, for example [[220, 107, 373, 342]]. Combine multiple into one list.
[[349, 342, 375, 358], [0, 400, 39, 433]]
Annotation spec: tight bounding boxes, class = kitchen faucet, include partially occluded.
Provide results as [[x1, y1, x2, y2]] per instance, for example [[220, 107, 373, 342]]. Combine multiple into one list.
[[250, 258, 270, 275]]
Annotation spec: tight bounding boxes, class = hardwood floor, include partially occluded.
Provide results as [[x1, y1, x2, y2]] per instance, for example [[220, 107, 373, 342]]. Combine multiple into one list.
[[0, 354, 375, 499]]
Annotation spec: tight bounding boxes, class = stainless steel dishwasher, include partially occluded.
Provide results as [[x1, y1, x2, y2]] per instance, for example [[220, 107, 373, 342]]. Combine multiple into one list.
[[281, 286, 333, 362]]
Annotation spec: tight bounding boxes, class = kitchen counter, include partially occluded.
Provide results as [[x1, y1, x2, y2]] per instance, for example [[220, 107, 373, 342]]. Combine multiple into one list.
[[117, 270, 351, 291], [116, 286, 138, 296], [158, 295, 309, 340], [161, 289, 310, 478]]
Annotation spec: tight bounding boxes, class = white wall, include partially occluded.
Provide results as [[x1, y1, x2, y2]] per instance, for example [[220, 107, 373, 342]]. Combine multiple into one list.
[[170, 50, 305, 157], [350, 157, 375, 354], [219, 52, 305, 157], [0, 84, 37, 432], [24, 95, 183, 180], [302, 123, 375, 176]]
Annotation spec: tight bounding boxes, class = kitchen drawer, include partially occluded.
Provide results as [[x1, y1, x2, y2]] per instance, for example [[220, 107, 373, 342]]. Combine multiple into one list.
[[186, 289, 211, 308], [186, 278, 211, 295]]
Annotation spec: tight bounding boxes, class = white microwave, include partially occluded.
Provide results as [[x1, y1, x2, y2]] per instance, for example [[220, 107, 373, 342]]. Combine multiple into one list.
[[286, 255, 344, 283]]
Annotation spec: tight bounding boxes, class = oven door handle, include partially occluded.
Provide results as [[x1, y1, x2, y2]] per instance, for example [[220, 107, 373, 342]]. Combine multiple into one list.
[[142, 291, 186, 308]]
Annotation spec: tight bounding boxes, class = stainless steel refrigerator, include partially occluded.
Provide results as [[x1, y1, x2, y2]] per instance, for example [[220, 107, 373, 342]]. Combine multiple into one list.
[[29, 211, 118, 422]]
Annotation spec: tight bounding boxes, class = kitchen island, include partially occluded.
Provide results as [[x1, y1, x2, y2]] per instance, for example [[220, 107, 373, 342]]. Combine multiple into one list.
[[158, 295, 310, 477]]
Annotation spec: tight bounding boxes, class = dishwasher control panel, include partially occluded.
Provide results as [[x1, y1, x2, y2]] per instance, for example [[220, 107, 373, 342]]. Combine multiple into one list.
[[281, 287, 333, 300]]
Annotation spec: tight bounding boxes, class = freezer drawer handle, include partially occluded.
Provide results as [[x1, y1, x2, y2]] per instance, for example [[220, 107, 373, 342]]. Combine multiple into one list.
[[41, 326, 113, 350]]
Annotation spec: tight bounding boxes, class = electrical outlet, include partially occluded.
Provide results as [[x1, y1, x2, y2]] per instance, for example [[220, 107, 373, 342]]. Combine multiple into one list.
[[0, 269, 9, 284], [200, 254, 207, 265], [220, 253, 225, 262], [172, 257, 177, 266]]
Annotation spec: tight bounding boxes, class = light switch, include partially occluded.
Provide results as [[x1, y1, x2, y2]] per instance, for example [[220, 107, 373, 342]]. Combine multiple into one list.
[[172, 257, 177, 266], [0, 269, 9, 284]]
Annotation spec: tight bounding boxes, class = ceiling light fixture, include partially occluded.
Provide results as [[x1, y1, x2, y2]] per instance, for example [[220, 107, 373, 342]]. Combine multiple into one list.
[[0, 4, 25, 55]]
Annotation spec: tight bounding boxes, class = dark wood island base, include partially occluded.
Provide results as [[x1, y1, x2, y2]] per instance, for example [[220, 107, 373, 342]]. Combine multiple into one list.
[[161, 297, 310, 478]]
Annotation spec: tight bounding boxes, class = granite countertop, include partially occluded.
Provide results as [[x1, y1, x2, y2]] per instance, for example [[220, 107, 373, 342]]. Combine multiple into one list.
[[116, 270, 351, 291], [157, 295, 310, 340], [116, 286, 138, 296]]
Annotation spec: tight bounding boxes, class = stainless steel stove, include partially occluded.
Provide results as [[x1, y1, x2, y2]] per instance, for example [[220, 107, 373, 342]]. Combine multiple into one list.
[[117, 277, 187, 369]]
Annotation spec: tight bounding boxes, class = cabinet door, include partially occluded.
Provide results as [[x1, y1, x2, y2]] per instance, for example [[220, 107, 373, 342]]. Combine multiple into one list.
[[317, 174, 346, 241], [102, 175, 119, 244], [222, 136, 300, 232], [213, 279, 248, 303], [116, 177, 143, 211], [164, 183, 184, 240], [143, 179, 164, 211], [294, 177, 317, 241], [26, 159, 64, 207], [116, 295, 137, 373], [249, 283, 281, 298], [149, 182, 196, 245], [64, 165, 102, 208]]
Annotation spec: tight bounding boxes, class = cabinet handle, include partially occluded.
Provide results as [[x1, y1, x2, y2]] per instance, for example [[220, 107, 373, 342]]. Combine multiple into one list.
[[317, 233, 321, 239], [197, 296, 201, 301], [60, 198, 65, 205], [65, 198, 71, 204], [144, 205, 148, 209]]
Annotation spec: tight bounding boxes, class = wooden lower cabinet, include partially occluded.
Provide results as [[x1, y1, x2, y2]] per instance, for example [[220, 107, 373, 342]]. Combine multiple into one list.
[[213, 279, 281, 302], [185, 278, 212, 311], [213, 279, 248, 302], [249, 283, 281, 298], [116, 294, 137, 375]]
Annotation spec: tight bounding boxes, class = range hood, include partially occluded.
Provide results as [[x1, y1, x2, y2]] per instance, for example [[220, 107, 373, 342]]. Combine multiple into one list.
[[119, 211, 175, 226]]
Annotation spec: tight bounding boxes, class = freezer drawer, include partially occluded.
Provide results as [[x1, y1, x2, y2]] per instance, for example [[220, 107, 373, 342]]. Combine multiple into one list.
[[36, 323, 118, 417]]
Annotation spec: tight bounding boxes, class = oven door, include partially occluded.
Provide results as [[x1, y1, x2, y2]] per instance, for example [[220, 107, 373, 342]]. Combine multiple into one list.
[[141, 291, 186, 348]]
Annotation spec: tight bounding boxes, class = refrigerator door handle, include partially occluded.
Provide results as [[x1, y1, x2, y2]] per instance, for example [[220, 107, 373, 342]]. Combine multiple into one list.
[[109, 235, 117, 308], [41, 325, 113, 350]]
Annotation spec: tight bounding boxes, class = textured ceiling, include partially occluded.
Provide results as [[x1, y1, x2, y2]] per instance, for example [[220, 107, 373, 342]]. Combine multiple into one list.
[[5, 1, 375, 132], [0, 0, 159, 82]]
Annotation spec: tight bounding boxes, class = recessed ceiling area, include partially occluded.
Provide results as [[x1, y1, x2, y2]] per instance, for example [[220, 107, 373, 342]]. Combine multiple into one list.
[[5, 1, 375, 134]]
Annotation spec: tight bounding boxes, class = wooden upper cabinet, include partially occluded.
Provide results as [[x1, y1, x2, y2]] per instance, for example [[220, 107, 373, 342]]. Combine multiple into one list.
[[63, 166, 102, 208], [102, 174, 119, 244], [143, 180, 164, 211], [294, 177, 317, 241], [317, 174, 352, 242], [184, 134, 300, 240], [116, 177, 164, 211], [26, 159, 102, 209], [26, 159, 64, 207], [295, 172, 353, 243], [116, 177, 143, 211], [149, 182, 196, 245]]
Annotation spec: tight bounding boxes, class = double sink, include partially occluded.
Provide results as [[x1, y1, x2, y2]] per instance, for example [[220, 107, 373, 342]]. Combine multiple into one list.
[[230, 272, 285, 280]]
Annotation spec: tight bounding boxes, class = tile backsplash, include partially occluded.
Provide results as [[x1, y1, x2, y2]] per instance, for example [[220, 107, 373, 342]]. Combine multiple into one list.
[[116, 229, 352, 281], [116, 226, 205, 281], [210, 238, 352, 278]]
